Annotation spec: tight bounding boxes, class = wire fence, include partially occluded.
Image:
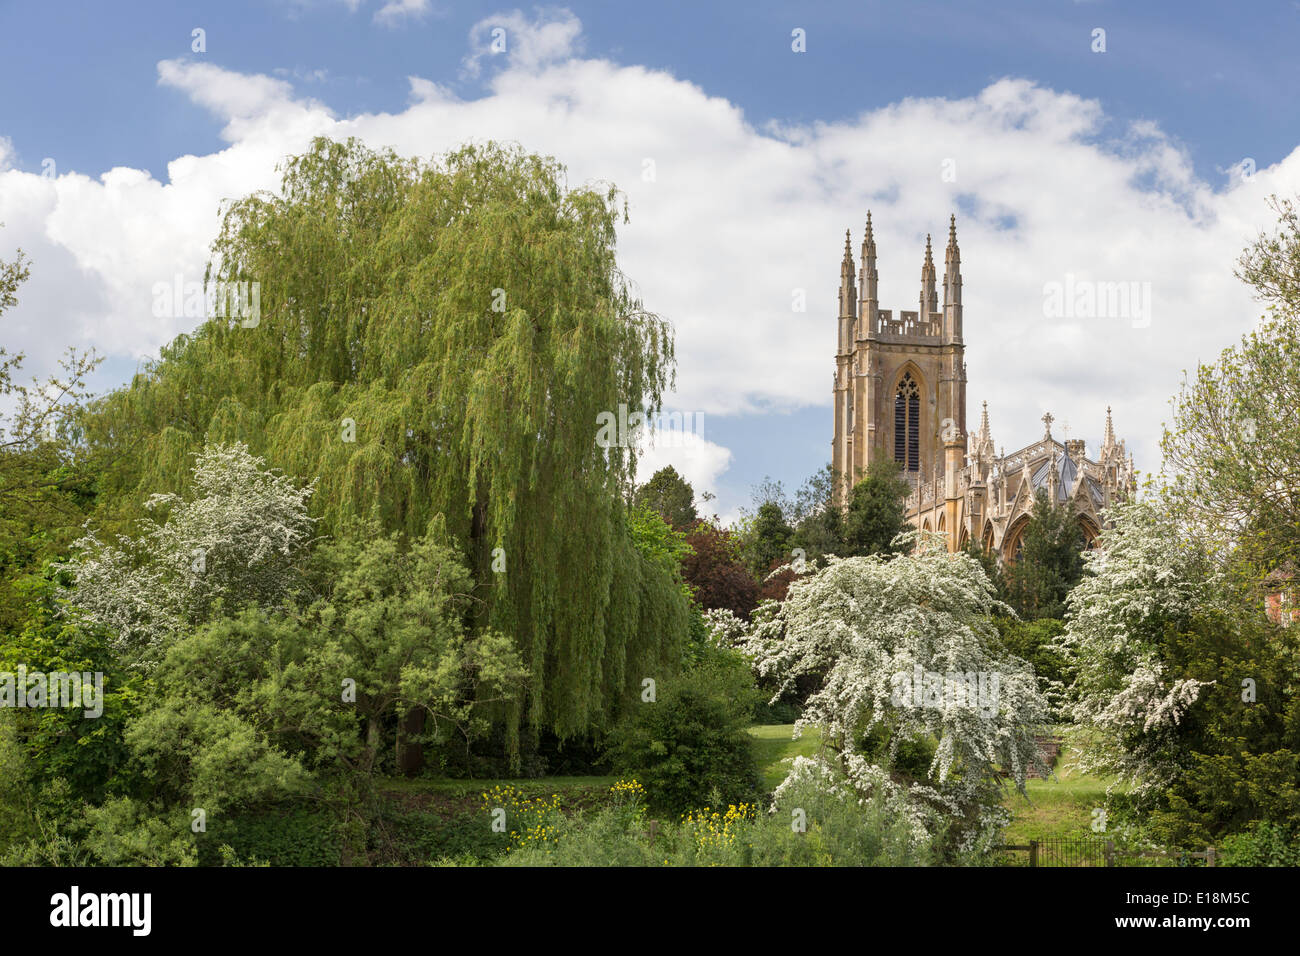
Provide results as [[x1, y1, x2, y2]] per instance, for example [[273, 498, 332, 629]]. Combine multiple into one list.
[[996, 837, 1217, 867]]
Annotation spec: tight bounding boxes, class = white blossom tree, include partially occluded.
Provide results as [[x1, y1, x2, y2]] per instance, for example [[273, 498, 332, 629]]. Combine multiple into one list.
[[66, 442, 317, 666], [710, 530, 1049, 852], [1057, 498, 1220, 796]]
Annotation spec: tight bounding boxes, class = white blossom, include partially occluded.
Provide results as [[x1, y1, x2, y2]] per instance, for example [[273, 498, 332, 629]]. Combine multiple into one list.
[[1058, 498, 1219, 793], [64, 442, 317, 666], [718, 529, 1050, 844]]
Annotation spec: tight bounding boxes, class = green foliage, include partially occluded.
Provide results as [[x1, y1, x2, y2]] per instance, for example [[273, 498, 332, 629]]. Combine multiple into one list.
[[78, 798, 198, 866], [500, 802, 660, 867], [1142, 607, 1300, 846], [126, 517, 529, 825], [501, 772, 932, 867], [0, 233, 102, 635], [963, 537, 1007, 604], [1219, 822, 1300, 867], [0, 714, 40, 855], [995, 617, 1070, 718], [746, 501, 793, 576], [606, 651, 761, 816], [759, 461, 911, 570], [0, 570, 140, 803], [786, 466, 842, 564], [1005, 490, 1084, 620], [78, 136, 684, 743], [197, 807, 342, 866], [840, 459, 912, 557], [857, 721, 939, 781], [625, 502, 692, 582], [306, 519, 530, 769], [634, 465, 698, 530], [1162, 195, 1300, 575], [372, 805, 510, 865]]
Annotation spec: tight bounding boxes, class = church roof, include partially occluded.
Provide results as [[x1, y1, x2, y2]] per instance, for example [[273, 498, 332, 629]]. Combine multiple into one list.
[[1029, 452, 1103, 506]]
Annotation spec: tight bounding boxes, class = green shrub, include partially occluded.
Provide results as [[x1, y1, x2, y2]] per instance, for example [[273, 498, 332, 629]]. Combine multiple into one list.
[[196, 806, 341, 866], [500, 807, 660, 866], [857, 722, 938, 781], [752, 695, 802, 725], [369, 805, 510, 864], [749, 773, 933, 866], [1219, 822, 1300, 867], [606, 652, 760, 816], [500, 773, 933, 867], [995, 617, 1070, 717]]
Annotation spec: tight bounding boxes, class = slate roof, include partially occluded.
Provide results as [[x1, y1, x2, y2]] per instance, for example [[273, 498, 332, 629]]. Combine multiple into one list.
[[1029, 452, 1103, 506]]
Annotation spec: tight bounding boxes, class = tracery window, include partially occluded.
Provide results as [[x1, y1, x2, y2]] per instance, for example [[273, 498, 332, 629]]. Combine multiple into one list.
[[894, 372, 921, 473]]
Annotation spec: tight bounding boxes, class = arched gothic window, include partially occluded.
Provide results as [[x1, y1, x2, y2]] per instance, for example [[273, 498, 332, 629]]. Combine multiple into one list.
[[894, 372, 921, 473]]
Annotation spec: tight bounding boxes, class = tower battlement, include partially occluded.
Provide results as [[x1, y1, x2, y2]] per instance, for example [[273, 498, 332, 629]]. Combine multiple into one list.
[[875, 309, 942, 341]]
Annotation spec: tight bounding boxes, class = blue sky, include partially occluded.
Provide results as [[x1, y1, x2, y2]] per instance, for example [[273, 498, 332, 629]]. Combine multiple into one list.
[[4, 1, 1296, 183], [1, 0, 1297, 520]]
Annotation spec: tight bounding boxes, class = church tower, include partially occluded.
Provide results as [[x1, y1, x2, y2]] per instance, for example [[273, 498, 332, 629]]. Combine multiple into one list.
[[830, 213, 1136, 558], [831, 212, 967, 518]]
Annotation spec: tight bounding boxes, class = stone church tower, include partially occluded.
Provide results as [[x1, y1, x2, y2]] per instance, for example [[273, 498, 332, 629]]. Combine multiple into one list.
[[831, 213, 1137, 560]]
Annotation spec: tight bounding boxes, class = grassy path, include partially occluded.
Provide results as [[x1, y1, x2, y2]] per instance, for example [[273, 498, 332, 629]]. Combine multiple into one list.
[[1001, 743, 1118, 844], [748, 723, 823, 790]]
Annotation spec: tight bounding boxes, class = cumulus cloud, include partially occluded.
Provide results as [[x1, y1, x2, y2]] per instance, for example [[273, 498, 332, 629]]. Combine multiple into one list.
[[1, 8, 1297, 517], [635, 431, 733, 506], [462, 7, 583, 78]]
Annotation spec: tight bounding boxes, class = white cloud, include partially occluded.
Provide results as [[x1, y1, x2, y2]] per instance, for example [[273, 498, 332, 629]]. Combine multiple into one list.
[[635, 432, 733, 508], [374, 0, 432, 27], [1, 9, 1297, 518], [462, 8, 583, 78]]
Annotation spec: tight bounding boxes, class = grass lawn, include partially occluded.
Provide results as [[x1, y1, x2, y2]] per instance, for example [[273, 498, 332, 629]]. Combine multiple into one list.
[[749, 723, 823, 790], [1001, 746, 1120, 845], [379, 774, 618, 797]]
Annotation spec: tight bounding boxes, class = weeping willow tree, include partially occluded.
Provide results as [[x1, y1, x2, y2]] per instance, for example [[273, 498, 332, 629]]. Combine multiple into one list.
[[81, 137, 688, 746]]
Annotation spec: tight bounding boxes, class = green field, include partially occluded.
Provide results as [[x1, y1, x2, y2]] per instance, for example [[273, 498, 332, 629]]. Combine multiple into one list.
[[1001, 744, 1119, 844], [748, 723, 825, 790]]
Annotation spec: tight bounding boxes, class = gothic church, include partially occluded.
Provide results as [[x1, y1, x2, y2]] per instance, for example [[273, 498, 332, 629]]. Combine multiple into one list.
[[831, 213, 1137, 561]]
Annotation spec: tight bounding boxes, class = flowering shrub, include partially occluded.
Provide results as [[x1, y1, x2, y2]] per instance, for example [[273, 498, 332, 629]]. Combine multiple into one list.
[[498, 770, 932, 866], [709, 529, 1048, 853], [682, 803, 755, 856], [479, 785, 563, 852], [1058, 498, 1220, 795]]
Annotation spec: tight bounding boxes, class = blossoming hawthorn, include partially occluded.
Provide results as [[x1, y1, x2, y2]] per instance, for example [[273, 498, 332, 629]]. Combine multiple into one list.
[[64, 442, 317, 667], [1056, 497, 1219, 796], [709, 529, 1050, 849]]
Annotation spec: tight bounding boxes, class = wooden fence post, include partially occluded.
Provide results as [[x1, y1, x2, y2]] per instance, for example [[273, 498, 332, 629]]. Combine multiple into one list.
[[1029, 839, 1038, 868], [1105, 840, 1114, 867], [1206, 846, 1216, 867]]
